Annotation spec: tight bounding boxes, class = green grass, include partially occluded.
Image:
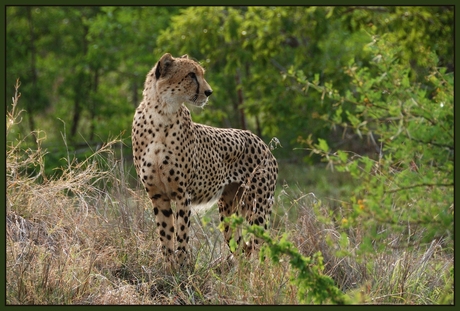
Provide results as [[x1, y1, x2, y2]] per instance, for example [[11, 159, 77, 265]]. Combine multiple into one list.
[[6, 84, 453, 305]]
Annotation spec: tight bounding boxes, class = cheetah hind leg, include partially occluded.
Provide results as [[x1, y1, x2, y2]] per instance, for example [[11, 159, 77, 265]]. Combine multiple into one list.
[[218, 182, 245, 253], [235, 170, 274, 256], [218, 182, 267, 256]]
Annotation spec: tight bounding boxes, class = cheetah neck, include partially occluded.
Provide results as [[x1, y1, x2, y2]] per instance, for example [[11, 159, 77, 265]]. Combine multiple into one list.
[[141, 93, 184, 128]]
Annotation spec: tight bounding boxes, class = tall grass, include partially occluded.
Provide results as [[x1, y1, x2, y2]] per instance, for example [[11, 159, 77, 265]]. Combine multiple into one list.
[[6, 81, 453, 304]]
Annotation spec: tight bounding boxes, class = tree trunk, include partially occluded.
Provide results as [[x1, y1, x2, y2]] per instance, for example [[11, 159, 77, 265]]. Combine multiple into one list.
[[89, 68, 99, 141], [70, 78, 82, 139], [70, 23, 89, 140], [255, 115, 262, 140], [26, 7, 37, 138], [235, 69, 247, 130], [132, 79, 138, 108]]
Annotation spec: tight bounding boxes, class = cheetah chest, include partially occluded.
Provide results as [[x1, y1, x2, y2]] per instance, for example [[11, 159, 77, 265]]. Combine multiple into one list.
[[134, 123, 192, 199]]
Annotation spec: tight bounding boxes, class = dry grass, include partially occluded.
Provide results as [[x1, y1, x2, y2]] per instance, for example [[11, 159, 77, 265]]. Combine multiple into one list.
[[6, 81, 453, 305], [276, 187, 453, 304]]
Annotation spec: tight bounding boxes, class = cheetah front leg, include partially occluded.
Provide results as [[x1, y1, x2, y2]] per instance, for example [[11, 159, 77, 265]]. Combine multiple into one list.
[[174, 196, 192, 267], [151, 199, 175, 268]]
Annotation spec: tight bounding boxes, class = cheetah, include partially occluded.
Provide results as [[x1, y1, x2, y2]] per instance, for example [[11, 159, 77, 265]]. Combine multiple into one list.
[[132, 53, 278, 268]]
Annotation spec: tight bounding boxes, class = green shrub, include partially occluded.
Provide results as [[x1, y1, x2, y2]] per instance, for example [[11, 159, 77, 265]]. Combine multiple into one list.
[[223, 214, 349, 304], [294, 35, 453, 259]]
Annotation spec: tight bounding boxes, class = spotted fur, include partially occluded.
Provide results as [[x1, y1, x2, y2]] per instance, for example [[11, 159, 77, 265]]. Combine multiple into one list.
[[132, 53, 278, 268]]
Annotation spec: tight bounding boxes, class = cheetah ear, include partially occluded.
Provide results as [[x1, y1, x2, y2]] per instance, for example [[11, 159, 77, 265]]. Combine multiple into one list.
[[155, 53, 174, 79], [180, 54, 189, 59]]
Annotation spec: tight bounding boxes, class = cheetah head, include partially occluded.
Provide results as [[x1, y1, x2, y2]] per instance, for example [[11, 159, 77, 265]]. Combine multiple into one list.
[[149, 53, 213, 110]]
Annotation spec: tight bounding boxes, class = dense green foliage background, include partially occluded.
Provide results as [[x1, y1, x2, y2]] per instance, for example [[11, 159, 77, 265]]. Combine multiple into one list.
[[6, 6, 453, 164]]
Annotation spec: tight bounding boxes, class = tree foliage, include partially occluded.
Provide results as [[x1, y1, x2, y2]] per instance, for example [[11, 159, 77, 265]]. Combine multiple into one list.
[[297, 35, 453, 248]]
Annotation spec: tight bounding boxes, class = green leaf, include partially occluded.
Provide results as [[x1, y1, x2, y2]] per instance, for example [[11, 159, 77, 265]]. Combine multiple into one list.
[[337, 150, 348, 163], [229, 237, 237, 253], [316, 138, 330, 153]]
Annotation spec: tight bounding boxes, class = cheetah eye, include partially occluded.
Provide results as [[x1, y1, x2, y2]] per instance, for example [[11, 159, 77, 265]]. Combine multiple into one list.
[[189, 72, 197, 79]]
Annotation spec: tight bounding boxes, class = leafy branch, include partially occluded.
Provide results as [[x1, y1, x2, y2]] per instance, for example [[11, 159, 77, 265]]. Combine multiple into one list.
[[223, 214, 350, 304]]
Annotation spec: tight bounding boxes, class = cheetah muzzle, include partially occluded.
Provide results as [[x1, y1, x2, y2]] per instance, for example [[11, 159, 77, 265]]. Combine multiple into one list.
[[132, 53, 278, 269]]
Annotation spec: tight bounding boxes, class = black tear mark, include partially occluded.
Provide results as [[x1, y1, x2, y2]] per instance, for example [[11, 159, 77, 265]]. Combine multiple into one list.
[[189, 72, 200, 99]]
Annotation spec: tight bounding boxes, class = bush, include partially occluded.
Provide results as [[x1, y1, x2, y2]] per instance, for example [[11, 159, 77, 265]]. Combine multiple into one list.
[[223, 213, 350, 304], [294, 34, 453, 250]]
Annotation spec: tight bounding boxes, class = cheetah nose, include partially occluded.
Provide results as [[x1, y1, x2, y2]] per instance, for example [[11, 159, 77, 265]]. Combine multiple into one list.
[[204, 89, 213, 97]]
